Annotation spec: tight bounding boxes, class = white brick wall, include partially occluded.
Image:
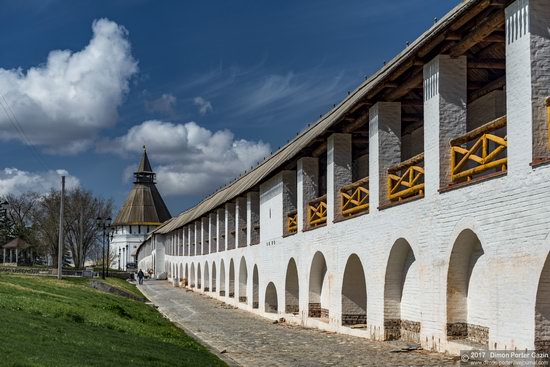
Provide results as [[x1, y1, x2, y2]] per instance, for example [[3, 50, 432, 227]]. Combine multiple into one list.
[[137, 0, 550, 356]]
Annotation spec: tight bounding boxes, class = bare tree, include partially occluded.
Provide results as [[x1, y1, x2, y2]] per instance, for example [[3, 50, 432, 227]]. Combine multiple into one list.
[[65, 188, 113, 268], [32, 190, 62, 265], [32, 189, 113, 268], [5, 192, 38, 228]]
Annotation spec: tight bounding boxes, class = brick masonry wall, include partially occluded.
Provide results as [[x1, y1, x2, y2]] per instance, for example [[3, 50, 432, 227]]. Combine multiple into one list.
[[140, 0, 550, 356]]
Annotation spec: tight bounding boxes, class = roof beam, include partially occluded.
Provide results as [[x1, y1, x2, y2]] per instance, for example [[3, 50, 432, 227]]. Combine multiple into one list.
[[468, 58, 506, 69], [450, 10, 505, 57]]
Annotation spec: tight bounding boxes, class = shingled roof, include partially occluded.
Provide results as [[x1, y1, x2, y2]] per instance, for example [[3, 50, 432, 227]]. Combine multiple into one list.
[[113, 148, 172, 226], [155, 0, 495, 235]]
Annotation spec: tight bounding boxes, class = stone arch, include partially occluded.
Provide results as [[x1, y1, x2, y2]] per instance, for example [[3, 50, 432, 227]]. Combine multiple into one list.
[[384, 238, 420, 343], [239, 257, 248, 303], [265, 282, 278, 313], [342, 254, 367, 326], [447, 229, 488, 346], [190, 263, 196, 288], [212, 262, 217, 292], [220, 260, 226, 296], [204, 261, 210, 292], [536, 253, 550, 354], [197, 263, 202, 289], [253, 265, 259, 309], [308, 251, 329, 320], [229, 259, 235, 298], [285, 258, 299, 314]]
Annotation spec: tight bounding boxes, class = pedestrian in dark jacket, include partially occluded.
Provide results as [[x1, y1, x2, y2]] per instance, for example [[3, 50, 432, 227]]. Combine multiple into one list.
[[137, 269, 145, 285]]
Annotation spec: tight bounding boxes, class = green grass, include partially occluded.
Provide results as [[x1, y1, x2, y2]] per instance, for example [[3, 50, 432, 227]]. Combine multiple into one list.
[[0, 273, 226, 367], [101, 277, 144, 298]]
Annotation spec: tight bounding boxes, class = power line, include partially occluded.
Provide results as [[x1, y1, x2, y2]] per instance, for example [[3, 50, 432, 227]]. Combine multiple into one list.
[[0, 91, 60, 193]]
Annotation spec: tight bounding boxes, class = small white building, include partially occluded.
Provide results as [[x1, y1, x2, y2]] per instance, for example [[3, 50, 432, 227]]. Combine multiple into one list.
[[111, 147, 171, 270]]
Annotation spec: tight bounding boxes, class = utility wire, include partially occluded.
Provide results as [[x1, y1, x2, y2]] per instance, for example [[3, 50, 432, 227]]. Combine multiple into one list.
[[0, 90, 60, 193]]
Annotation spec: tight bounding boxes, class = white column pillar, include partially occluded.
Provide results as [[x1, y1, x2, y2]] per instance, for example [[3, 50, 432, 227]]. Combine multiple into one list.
[[369, 102, 401, 210], [423, 55, 467, 195], [327, 133, 352, 224], [297, 157, 319, 231], [506, 0, 550, 169]]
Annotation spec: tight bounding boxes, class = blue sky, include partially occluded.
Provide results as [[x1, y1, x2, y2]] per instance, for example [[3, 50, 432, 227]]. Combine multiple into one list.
[[0, 0, 456, 216]]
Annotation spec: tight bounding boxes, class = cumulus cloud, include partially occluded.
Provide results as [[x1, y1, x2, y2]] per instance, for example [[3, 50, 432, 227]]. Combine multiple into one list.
[[99, 120, 270, 197], [0, 18, 138, 154], [145, 93, 177, 116], [0, 168, 79, 196], [193, 96, 213, 115]]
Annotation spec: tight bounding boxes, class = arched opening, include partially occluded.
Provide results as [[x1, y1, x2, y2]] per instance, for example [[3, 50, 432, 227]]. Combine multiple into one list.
[[239, 257, 248, 303], [252, 265, 259, 309], [212, 262, 217, 292], [265, 282, 278, 313], [185, 264, 189, 287], [308, 251, 329, 321], [384, 239, 420, 343], [204, 261, 210, 292], [219, 260, 226, 296], [447, 230, 488, 347], [197, 263, 202, 289], [536, 254, 550, 355], [342, 254, 367, 327], [190, 263, 196, 288], [229, 259, 235, 298], [285, 258, 299, 315]]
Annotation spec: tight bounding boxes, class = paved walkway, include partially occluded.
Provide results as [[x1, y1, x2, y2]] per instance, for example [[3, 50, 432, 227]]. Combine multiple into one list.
[[139, 280, 458, 367]]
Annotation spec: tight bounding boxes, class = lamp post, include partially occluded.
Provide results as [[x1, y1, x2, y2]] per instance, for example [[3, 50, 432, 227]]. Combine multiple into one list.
[[96, 217, 111, 279], [107, 232, 113, 277]]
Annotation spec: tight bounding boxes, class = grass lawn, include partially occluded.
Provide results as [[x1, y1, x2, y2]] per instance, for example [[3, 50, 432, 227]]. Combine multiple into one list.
[[0, 273, 226, 367], [101, 277, 144, 298]]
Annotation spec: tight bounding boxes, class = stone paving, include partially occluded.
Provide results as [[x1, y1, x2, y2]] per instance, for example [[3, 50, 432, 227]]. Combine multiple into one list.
[[139, 280, 458, 367]]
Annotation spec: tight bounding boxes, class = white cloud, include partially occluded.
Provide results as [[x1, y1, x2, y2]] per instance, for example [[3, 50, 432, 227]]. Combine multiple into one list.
[[99, 120, 270, 197], [193, 96, 213, 115], [0, 168, 79, 196], [0, 18, 138, 154], [145, 93, 177, 116]]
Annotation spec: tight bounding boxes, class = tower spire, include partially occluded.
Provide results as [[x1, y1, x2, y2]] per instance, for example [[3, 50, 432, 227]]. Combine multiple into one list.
[[135, 146, 155, 183]]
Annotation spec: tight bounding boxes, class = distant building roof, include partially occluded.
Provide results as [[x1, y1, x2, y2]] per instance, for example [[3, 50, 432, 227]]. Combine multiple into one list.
[[2, 237, 30, 250], [113, 147, 171, 226]]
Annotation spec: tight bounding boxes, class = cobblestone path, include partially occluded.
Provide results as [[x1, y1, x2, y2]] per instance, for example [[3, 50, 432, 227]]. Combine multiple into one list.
[[139, 280, 458, 367]]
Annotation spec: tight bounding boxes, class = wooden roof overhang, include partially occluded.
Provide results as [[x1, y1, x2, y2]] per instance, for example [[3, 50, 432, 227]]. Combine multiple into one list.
[[156, 0, 511, 235]]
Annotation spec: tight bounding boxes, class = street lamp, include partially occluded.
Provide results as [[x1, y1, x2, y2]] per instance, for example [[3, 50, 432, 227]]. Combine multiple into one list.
[[96, 216, 111, 279]]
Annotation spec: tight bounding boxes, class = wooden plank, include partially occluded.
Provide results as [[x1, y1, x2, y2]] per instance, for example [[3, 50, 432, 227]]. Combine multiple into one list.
[[450, 115, 506, 145], [469, 59, 506, 69], [450, 11, 505, 57], [388, 153, 425, 173]]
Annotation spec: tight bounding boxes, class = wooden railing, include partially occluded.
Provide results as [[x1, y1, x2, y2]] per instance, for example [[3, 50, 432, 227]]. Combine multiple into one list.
[[340, 177, 369, 217], [287, 211, 298, 234], [450, 116, 507, 182], [308, 195, 327, 227], [388, 153, 425, 201]]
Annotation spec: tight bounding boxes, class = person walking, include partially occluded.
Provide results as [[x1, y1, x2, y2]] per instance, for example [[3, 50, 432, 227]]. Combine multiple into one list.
[[137, 269, 145, 285]]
